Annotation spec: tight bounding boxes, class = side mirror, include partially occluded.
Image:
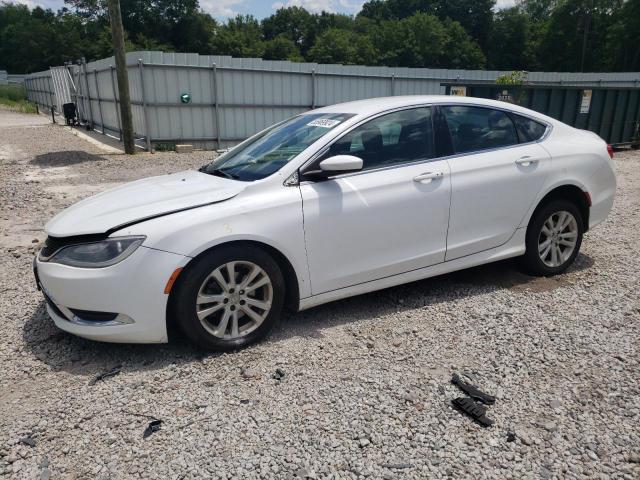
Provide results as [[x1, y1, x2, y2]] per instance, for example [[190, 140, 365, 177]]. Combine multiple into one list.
[[319, 155, 363, 173], [302, 155, 363, 181]]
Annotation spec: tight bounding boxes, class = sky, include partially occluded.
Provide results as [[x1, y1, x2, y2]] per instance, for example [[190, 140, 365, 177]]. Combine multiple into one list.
[[10, 0, 517, 20]]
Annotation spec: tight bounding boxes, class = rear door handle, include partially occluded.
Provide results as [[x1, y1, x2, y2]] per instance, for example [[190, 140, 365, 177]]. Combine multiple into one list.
[[515, 156, 539, 166], [413, 171, 445, 183]]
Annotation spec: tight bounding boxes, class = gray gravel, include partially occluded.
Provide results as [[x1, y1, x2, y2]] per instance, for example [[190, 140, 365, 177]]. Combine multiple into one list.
[[1, 109, 639, 479]]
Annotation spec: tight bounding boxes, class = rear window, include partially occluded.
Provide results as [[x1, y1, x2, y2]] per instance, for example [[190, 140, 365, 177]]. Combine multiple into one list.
[[441, 106, 519, 154], [512, 114, 547, 142]]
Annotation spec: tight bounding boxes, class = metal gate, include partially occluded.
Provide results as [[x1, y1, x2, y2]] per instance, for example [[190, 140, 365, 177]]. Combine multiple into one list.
[[49, 66, 75, 113]]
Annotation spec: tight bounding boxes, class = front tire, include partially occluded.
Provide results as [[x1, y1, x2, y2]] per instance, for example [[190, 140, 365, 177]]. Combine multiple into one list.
[[520, 199, 584, 276], [170, 245, 285, 351]]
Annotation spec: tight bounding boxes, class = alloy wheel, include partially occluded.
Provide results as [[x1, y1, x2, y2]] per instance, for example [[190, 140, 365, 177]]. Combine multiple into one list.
[[195, 261, 273, 339], [537, 210, 579, 268]]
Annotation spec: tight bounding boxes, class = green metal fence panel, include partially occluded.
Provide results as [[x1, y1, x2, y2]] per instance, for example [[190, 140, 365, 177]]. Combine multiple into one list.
[[443, 83, 640, 146]]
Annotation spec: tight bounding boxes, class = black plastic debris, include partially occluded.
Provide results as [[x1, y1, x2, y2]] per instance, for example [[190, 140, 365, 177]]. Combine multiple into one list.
[[272, 368, 286, 381], [452, 397, 493, 427], [88, 364, 122, 385], [451, 373, 496, 405], [19, 437, 36, 447], [143, 419, 162, 439], [506, 431, 517, 442]]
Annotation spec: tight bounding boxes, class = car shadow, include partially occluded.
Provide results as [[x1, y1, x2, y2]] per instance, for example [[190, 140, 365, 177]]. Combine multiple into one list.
[[31, 150, 105, 167], [22, 253, 594, 378], [273, 252, 595, 342]]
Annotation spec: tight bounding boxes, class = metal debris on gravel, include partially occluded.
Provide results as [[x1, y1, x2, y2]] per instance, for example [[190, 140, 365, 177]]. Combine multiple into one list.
[[1, 109, 639, 479]]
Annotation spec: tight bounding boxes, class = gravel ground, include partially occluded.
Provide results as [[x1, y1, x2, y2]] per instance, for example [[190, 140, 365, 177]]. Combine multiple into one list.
[[1, 109, 639, 479]]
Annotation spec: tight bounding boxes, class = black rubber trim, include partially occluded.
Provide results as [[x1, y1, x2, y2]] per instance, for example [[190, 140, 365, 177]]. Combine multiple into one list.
[[452, 373, 496, 405], [68, 308, 119, 322], [452, 397, 493, 427], [42, 293, 67, 320]]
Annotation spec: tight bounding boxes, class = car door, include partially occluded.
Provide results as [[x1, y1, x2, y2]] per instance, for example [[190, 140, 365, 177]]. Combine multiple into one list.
[[299, 106, 451, 295], [440, 105, 552, 261]]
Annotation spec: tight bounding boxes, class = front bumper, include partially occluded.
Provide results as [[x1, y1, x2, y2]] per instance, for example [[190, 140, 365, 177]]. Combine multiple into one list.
[[34, 246, 188, 343]]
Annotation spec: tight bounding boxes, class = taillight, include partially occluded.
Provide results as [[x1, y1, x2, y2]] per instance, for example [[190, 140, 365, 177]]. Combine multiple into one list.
[[607, 144, 614, 159]]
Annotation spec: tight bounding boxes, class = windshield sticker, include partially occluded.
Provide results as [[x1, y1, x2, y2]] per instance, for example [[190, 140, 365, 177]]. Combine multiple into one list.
[[307, 118, 342, 128]]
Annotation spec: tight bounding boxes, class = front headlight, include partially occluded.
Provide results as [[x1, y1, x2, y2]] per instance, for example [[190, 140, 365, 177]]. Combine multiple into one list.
[[47, 236, 146, 268]]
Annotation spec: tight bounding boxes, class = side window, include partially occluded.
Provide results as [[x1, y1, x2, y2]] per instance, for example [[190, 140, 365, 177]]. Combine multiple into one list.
[[441, 106, 519, 154], [324, 107, 434, 170], [512, 114, 547, 142]]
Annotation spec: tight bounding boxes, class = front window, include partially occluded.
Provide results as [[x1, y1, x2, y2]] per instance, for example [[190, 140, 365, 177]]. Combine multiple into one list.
[[202, 113, 354, 181], [319, 107, 435, 171]]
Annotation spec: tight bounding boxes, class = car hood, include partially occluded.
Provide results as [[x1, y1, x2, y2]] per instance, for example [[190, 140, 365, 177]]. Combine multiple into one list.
[[45, 170, 245, 237]]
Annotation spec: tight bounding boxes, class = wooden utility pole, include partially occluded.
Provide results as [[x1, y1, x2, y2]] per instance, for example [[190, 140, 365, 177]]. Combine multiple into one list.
[[107, 0, 135, 154]]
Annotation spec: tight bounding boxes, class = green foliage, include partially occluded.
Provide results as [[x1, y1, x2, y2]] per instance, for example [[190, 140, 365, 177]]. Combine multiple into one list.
[[263, 35, 304, 62], [371, 13, 485, 68], [496, 71, 528, 85], [359, 0, 496, 48], [153, 142, 176, 151], [603, 0, 640, 71], [0, 0, 635, 74], [0, 84, 27, 101], [488, 8, 535, 70], [0, 85, 37, 113], [536, 0, 620, 72], [308, 28, 377, 65], [210, 15, 265, 58]]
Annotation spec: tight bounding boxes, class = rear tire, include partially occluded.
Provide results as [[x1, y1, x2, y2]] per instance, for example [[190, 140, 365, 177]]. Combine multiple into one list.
[[520, 199, 584, 276], [170, 245, 285, 351]]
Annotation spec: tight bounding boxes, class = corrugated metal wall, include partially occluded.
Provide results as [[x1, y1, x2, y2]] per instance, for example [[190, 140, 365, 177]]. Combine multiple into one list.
[[23, 51, 640, 150], [442, 83, 640, 145]]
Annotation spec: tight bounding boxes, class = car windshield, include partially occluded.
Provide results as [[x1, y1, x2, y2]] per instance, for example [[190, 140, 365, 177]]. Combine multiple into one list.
[[202, 113, 354, 181]]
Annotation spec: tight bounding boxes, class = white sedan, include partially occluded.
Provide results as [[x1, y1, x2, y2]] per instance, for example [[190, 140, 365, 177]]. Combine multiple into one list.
[[34, 96, 616, 350]]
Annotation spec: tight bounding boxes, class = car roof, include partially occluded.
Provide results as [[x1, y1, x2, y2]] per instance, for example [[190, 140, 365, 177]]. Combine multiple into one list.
[[312, 95, 559, 125]]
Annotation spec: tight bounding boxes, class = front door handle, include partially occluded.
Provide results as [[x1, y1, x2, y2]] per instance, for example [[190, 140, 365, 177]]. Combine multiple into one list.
[[515, 156, 539, 166], [414, 171, 445, 183]]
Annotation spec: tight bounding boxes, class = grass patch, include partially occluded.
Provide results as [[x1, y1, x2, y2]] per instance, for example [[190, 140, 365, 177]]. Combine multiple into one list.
[[0, 84, 38, 113], [154, 142, 176, 152]]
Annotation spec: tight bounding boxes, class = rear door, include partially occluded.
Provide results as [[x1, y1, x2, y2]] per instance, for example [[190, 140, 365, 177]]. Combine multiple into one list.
[[440, 105, 551, 260]]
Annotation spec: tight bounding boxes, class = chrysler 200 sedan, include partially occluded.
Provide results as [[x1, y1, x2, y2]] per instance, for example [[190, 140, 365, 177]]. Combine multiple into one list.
[[34, 96, 616, 350]]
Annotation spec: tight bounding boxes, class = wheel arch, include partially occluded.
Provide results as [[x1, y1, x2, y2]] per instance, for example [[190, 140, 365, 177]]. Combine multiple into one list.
[[166, 239, 301, 341], [528, 184, 590, 233]]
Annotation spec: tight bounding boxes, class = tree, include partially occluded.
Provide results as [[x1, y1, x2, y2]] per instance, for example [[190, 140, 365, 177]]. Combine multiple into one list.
[[434, 0, 495, 49], [441, 18, 487, 69], [488, 7, 536, 70], [0, 4, 81, 72], [604, 0, 640, 71], [263, 35, 304, 61], [64, 0, 217, 54], [517, 0, 558, 21], [359, 0, 392, 21], [0, 0, 635, 74], [370, 13, 485, 68], [537, 0, 621, 72], [308, 28, 377, 65], [359, 0, 495, 48], [210, 15, 265, 58], [262, 6, 314, 53]]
